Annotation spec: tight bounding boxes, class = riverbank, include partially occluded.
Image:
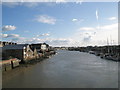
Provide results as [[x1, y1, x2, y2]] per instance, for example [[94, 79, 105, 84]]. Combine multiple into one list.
[[2, 51, 57, 84], [2, 55, 53, 84], [2, 63, 33, 84], [68, 45, 120, 62], [1, 50, 56, 71]]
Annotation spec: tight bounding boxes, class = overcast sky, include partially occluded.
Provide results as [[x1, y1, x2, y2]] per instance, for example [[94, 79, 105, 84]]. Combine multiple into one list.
[[2, 2, 118, 47]]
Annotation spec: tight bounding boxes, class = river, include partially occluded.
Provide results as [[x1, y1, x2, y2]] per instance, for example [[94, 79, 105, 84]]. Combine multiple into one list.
[[3, 50, 118, 88]]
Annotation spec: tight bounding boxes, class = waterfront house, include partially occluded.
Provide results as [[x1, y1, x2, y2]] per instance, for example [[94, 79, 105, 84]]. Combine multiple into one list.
[[2, 44, 35, 62], [30, 47, 39, 59], [30, 43, 49, 53]]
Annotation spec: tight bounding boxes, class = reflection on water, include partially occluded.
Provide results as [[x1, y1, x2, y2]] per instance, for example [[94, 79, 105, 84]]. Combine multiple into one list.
[[3, 50, 118, 88]]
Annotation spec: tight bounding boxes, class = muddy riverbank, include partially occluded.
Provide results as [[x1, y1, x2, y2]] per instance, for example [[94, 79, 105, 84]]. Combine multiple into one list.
[[2, 55, 53, 84]]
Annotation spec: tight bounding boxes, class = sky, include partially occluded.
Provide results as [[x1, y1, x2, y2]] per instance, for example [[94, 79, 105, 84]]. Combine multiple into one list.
[[1, 1, 118, 47]]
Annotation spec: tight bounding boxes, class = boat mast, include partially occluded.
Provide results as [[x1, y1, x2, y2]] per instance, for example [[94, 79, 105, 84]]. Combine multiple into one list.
[[107, 38, 110, 53]]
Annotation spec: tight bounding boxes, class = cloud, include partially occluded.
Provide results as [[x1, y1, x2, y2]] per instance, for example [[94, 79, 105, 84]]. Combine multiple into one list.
[[100, 23, 117, 30], [11, 37, 25, 41], [2, 23, 118, 47], [107, 17, 117, 20], [72, 23, 118, 46], [22, 2, 39, 8], [11, 36, 76, 47], [9, 36, 27, 43], [55, 0, 66, 3], [83, 36, 92, 42], [2, 2, 39, 8], [43, 38, 75, 47], [81, 32, 95, 43], [2, 2, 20, 8], [79, 23, 117, 31], [72, 18, 84, 25], [2, 34, 8, 38], [36, 33, 50, 37], [34, 15, 56, 25], [0, 0, 2, 4], [42, 33, 50, 36], [79, 27, 96, 31], [2, 34, 19, 38], [96, 9, 99, 21], [72, 18, 78, 22], [76, 0, 84, 4], [2, 25, 16, 31], [72, 18, 84, 22]]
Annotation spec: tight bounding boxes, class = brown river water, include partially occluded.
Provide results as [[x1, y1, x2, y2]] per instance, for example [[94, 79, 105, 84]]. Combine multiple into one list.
[[2, 50, 118, 88]]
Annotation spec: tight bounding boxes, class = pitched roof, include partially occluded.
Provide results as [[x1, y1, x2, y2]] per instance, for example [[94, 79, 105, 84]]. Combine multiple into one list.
[[3, 44, 29, 50]]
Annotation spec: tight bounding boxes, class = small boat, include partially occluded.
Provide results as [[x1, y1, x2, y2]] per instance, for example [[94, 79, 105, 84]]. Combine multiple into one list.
[[89, 51, 95, 54]]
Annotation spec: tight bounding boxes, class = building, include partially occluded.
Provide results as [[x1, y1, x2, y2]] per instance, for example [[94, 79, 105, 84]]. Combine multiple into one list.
[[30, 43, 49, 53], [30, 47, 39, 59], [0, 41, 2, 47], [0, 41, 17, 47], [2, 44, 35, 62]]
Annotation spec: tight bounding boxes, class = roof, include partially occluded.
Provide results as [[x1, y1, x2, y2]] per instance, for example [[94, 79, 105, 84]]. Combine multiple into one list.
[[3, 44, 29, 50]]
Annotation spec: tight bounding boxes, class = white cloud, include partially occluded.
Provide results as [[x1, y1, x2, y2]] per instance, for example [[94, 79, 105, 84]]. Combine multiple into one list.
[[83, 36, 92, 42], [11, 37, 26, 43], [43, 38, 75, 47], [55, 0, 66, 3], [11, 36, 76, 47], [79, 27, 96, 31], [2, 34, 8, 38], [100, 23, 117, 30], [2, 2, 39, 8], [36, 33, 50, 37], [2, 0, 120, 3], [72, 18, 84, 23], [74, 23, 118, 46], [76, 0, 84, 4], [2, 23, 118, 47], [107, 17, 117, 20], [96, 9, 99, 21], [72, 18, 78, 22], [2, 2, 20, 8], [22, 2, 39, 7], [2, 25, 16, 31], [0, 0, 2, 4], [34, 15, 56, 25], [11, 37, 25, 41], [79, 23, 117, 31], [2, 34, 19, 38], [42, 33, 50, 36]]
